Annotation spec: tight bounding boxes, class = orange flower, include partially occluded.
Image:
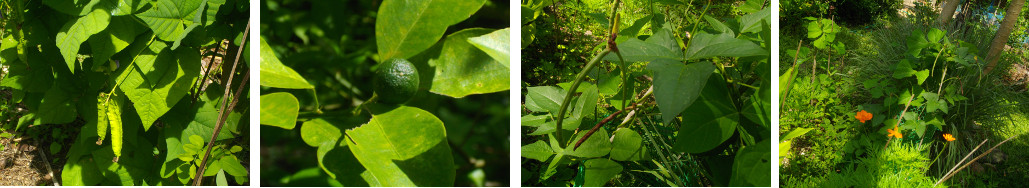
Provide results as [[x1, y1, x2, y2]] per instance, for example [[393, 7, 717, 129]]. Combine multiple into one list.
[[855, 110, 873, 123], [887, 126, 903, 139], [943, 133, 956, 141]]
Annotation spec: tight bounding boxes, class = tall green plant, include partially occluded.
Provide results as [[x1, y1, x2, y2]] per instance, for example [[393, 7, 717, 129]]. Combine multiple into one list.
[[0, 0, 251, 185], [521, 0, 771, 186]]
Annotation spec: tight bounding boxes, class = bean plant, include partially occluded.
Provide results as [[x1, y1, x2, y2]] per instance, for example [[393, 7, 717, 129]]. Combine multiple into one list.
[[521, 0, 771, 186], [0, 0, 251, 186]]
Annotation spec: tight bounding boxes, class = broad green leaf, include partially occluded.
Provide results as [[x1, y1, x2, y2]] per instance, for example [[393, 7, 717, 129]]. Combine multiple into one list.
[[739, 0, 765, 13], [610, 128, 649, 161], [43, 0, 102, 16], [704, 16, 734, 35], [56, 8, 112, 73], [430, 28, 510, 98], [893, 59, 917, 78], [62, 157, 104, 186], [674, 76, 739, 153], [135, 0, 204, 41], [301, 119, 341, 147], [220, 156, 247, 177], [525, 86, 564, 113], [375, 0, 485, 60], [0, 62, 54, 93], [88, 17, 144, 69], [0, 36, 17, 62], [603, 24, 682, 62], [617, 15, 654, 38], [528, 116, 580, 135], [685, 32, 767, 60], [742, 81, 771, 127], [729, 139, 770, 186], [921, 92, 947, 113], [915, 69, 930, 85], [260, 92, 300, 129], [318, 142, 371, 186], [467, 28, 510, 67], [541, 153, 565, 181], [164, 89, 236, 145], [345, 106, 454, 186], [781, 128, 813, 141], [216, 170, 228, 186], [259, 37, 313, 89], [521, 114, 549, 127], [521, 140, 554, 162], [648, 61, 716, 125], [38, 84, 78, 124], [906, 30, 929, 55], [117, 42, 200, 129], [582, 158, 622, 187], [109, 0, 148, 16], [571, 85, 598, 119], [562, 128, 611, 158], [739, 8, 771, 34]]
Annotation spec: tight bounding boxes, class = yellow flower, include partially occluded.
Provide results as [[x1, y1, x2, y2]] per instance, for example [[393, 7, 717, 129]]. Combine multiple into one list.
[[887, 126, 903, 139], [943, 133, 956, 142], [855, 110, 873, 123]]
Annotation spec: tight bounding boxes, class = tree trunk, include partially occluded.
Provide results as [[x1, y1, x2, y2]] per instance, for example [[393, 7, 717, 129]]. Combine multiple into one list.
[[984, 0, 1026, 75], [938, 0, 961, 23]]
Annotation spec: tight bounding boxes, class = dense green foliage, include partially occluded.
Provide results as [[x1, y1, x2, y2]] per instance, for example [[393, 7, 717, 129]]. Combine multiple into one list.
[[780, 3, 1029, 187], [259, 0, 510, 186], [0, 0, 251, 186], [521, 0, 771, 186]]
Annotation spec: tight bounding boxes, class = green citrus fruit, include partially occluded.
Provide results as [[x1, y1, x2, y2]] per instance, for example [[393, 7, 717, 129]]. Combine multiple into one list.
[[374, 58, 420, 105]]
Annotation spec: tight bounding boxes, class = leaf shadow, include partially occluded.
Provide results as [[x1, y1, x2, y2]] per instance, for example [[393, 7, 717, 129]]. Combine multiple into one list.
[[391, 140, 455, 187]]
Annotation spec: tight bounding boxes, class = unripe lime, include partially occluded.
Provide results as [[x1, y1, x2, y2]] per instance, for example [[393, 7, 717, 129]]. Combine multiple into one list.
[[373, 58, 420, 105]]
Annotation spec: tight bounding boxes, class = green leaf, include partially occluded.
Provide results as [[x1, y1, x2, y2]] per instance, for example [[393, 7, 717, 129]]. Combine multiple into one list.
[[117, 41, 200, 129], [617, 15, 654, 38], [301, 119, 342, 147], [921, 92, 946, 113], [572, 84, 598, 119], [259, 37, 314, 89], [648, 61, 716, 125], [685, 32, 767, 60], [521, 114, 549, 127], [109, 0, 148, 16], [318, 142, 372, 186], [521, 140, 554, 162], [742, 81, 771, 128], [781, 128, 813, 141], [525, 86, 565, 113], [375, 0, 485, 60], [429, 28, 510, 98], [582, 158, 622, 187], [562, 128, 611, 158], [603, 24, 682, 62], [62, 157, 104, 186], [38, 84, 78, 124], [220, 156, 247, 177], [729, 139, 770, 186], [56, 8, 111, 73], [88, 17, 145, 69], [0, 62, 54, 93], [739, 0, 765, 13], [467, 28, 510, 68], [135, 0, 204, 41], [345, 106, 454, 186], [674, 76, 739, 153], [43, 0, 102, 16], [610, 128, 649, 161], [893, 59, 917, 79], [915, 69, 930, 85], [260, 92, 300, 129]]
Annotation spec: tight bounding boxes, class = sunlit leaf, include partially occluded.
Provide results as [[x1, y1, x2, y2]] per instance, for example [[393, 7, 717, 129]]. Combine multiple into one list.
[[345, 106, 454, 186], [260, 92, 300, 129], [430, 28, 510, 98], [376, 0, 485, 60], [259, 37, 314, 89]]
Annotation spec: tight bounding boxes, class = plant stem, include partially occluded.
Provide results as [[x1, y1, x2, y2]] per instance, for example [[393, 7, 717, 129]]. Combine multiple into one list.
[[554, 49, 611, 147], [935, 136, 1017, 186], [105, 34, 158, 104], [193, 20, 250, 186]]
